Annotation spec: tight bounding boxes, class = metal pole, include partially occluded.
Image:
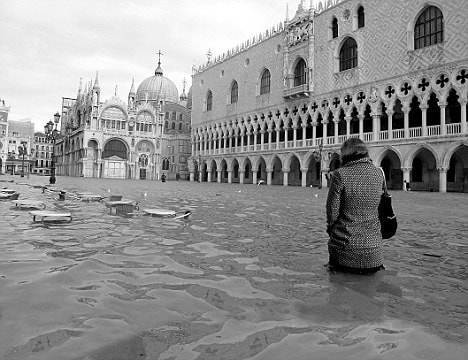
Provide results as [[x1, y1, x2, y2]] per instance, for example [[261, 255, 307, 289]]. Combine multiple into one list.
[[49, 138, 56, 184]]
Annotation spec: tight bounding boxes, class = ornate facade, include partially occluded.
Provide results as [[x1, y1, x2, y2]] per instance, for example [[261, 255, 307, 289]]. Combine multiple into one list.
[[56, 58, 192, 181], [190, 0, 468, 192]]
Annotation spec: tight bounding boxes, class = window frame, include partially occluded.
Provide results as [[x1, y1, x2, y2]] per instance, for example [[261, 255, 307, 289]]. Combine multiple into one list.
[[414, 6, 444, 50], [339, 37, 358, 72], [357, 6, 365, 28], [260, 69, 271, 95], [230, 81, 238, 104], [206, 90, 213, 111], [294, 59, 307, 87]]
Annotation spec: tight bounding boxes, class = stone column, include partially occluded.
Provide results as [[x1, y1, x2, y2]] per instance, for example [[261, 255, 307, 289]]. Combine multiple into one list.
[[322, 121, 328, 144], [302, 125, 307, 147], [284, 126, 288, 149], [345, 116, 352, 138], [268, 130, 272, 150], [440, 103, 447, 136], [190, 171, 194, 182], [217, 170, 222, 183], [240, 131, 245, 152], [461, 99, 467, 134], [293, 125, 297, 148], [312, 122, 317, 146], [301, 168, 307, 187], [207, 170, 212, 183], [239, 170, 245, 184], [402, 167, 411, 190], [421, 105, 428, 137], [403, 105, 410, 138], [387, 111, 393, 140], [252, 169, 258, 185], [253, 130, 258, 151], [227, 170, 232, 184], [234, 134, 238, 150], [358, 114, 364, 140], [372, 114, 380, 141], [260, 130, 265, 150], [333, 119, 339, 144], [266, 169, 273, 185], [276, 130, 280, 149], [247, 131, 251, 151], [283, 169, 289, 187], [438, 167, 448, 193]]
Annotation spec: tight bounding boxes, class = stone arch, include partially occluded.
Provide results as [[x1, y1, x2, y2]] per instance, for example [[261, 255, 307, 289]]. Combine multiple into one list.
[[287, 153, 302, 186], [102, 138, 128, 160], [270, 155, 283, 185], [375, 146, 403, 190], [407, 143, 440, 190]]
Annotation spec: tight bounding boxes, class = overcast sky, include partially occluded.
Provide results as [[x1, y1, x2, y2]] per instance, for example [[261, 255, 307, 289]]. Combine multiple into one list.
[[0, 0, 314, 131]]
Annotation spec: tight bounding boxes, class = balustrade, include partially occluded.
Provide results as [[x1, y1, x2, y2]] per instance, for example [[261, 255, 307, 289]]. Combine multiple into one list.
[[427, 125, 441, 136], [446, 123, 461, 135], [409, 127, 422, 138]]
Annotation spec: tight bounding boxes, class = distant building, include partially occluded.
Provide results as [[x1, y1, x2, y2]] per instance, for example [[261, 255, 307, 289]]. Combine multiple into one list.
[[190, 0, 468, 192], [2, 116, 34, 175], [56, 56, 192, 180], [0, 98, 9, 174], [32, 131, 54, 176]]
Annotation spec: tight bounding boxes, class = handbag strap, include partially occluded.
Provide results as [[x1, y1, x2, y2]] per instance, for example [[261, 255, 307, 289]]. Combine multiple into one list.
[[379, 167, 388, 195]]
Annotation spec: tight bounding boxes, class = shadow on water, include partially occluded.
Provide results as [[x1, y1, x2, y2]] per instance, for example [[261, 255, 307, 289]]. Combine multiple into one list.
[[0, 176, 467, 359]]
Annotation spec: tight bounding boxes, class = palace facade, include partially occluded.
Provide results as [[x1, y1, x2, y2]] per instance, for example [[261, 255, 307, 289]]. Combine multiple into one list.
[[55, 59, 192, 181], [189, 0, 468, 192]]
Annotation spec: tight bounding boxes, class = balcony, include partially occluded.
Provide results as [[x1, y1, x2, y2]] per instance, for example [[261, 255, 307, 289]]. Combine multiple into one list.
[[283, 84, 310, 99]]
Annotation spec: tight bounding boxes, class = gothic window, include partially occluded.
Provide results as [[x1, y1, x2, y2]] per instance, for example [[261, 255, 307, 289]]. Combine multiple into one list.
[[260, 69, 271, 95], [165, 120, 168, 129], [358, 6, 365, 28], [414, 6, 443, 50], [178, 122, 183, 131], [171, 112, 176, 121], [339, 37, 358, 71], [332, 17, 338, 38], [294, 59, 307, 86], [171, 122, 176, 130], [206, 90, 213, 111], [230, 81, 238, 104]]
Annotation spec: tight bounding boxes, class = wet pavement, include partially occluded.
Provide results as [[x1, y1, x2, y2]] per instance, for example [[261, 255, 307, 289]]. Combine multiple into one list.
[[0, 174, 467, 360]]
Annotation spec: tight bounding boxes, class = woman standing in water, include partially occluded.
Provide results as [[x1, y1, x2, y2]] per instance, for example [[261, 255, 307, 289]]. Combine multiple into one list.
[[326, 138, 385, 274]]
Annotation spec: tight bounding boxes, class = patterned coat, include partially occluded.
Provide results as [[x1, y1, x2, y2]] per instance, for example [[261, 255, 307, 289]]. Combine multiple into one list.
[[326, 157, 385, 269]]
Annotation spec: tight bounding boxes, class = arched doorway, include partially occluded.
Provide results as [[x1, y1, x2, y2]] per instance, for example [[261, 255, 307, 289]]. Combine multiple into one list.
[[411, 148, 438, 191], [271, 156, 283, 185], [380, 150, 402, 190], [288, 155, 301, 186], [447, 145, 468, 192], [102, 139, 128, 179]]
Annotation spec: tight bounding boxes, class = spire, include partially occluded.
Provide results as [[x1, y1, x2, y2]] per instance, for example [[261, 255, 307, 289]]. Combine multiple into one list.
[[77, 77, 83, 98], [93, 71, 100, 90], [179, 77, 187, 101], [155, 49, 163, 76], [129, 78, 135, 94], [206, 49, 212, 63], [299, 0, 305, 10], [114, 85, 118, 97], [286, 4, 289, 21]]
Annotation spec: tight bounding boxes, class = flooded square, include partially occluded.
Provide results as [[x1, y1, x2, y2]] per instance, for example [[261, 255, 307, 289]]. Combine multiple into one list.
[[0, 176, 467, 359]]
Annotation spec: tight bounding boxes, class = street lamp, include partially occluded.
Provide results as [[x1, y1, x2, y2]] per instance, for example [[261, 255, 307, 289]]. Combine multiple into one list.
[[19, 140, 28, 178], [44, 112, 60, 184]]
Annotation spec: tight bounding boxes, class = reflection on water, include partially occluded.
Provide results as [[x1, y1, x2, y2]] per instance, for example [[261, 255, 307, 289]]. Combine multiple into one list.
[[0, 176, 467, 359]]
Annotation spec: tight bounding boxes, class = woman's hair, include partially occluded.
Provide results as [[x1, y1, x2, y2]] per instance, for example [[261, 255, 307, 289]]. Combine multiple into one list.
[[340, 138, 369, 165]]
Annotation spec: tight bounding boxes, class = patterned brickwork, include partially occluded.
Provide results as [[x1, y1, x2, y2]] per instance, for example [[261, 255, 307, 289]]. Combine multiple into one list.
[[313, 0, 468, 95]]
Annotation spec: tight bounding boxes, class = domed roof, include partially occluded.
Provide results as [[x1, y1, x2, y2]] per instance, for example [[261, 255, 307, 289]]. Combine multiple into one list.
[[136, 62, 179, 103]]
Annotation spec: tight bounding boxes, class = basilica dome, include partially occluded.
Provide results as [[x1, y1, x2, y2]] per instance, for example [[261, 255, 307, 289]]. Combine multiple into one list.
[[136, 62, 179, 103]]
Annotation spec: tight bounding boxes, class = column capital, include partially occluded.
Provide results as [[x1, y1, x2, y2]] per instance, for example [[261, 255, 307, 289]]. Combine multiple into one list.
[[282, 168, 290, 173], [437, 166, 449, 173], [401, 167, 412, 172]]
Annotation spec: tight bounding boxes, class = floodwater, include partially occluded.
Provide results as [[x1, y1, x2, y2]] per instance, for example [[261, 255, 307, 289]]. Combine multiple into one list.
[[0, 175, 467, 360]]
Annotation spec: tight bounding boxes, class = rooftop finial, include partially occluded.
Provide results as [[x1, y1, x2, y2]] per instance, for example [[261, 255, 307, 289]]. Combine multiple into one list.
[[206, 48, 212, 63], [155, 49, 164, 76]]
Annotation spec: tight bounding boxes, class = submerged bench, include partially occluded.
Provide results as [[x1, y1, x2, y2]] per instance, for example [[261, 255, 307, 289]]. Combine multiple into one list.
[[30, 210, 72, 223], [13, 200, 46, 210], [107, 200, 138, 214]]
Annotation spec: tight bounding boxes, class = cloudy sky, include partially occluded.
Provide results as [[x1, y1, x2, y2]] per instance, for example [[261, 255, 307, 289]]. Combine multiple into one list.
[[1, 0, 313, 131]]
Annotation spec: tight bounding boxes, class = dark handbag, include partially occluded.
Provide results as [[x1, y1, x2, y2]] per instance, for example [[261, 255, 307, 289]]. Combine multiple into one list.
[[378, 168, 397, 239]]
